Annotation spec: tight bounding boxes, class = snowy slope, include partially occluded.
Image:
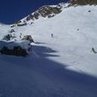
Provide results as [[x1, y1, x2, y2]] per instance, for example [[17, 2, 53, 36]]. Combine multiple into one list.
[[10, 5, 97, 77], [0, 3, 97, 97], [0, 24, 10, 40]]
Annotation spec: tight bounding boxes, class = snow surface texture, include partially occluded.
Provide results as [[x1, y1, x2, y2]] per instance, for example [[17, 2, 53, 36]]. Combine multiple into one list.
[[0, 4, 97, 97]]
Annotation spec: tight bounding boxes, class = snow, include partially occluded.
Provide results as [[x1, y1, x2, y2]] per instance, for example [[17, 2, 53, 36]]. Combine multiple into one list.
[[0, 4, 97, 97], [0, 24, 10, 40], [13, 5, 97, 77]]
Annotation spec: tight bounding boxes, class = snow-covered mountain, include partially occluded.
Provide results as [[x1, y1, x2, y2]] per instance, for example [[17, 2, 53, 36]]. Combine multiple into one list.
[[11, 3, 66, 26], [6, 3, 97, 76], [0, 2, 97, 97]]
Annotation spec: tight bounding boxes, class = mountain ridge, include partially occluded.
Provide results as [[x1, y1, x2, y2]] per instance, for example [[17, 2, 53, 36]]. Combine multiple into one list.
[[11, 3, 68, 27], [70, 0, 97, 5]]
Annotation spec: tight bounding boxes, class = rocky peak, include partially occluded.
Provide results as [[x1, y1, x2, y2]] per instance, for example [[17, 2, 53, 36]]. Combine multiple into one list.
[[12, 4, 63, 27], [26, 5, 62, 21], [70, 0, 97, 5]]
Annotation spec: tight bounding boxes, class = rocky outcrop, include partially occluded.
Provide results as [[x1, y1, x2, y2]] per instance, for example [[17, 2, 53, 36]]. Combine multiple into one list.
[[0, 46, 28, 57], [70, 0, 97, 5], [11, 4, 63, 26], [0, 40, 32, 57], [26, 5, 62, 21], [22, 35, 34, 43]]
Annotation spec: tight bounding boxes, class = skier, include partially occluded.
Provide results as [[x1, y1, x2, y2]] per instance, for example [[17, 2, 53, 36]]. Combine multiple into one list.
[[51, 33, 54, 38]]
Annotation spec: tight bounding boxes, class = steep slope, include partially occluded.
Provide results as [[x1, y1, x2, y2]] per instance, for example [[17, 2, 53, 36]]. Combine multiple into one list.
[[10, 5, 97, 77], [1, 3, 97, 76], [0, 3, 97, 97], [11, 3, 67, 26]]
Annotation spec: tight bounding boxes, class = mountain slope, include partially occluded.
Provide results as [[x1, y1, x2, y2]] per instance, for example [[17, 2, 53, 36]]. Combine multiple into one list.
[[10, 5, 97, 77], [0, 3, 97, 97], [0, 24, 10, 40]]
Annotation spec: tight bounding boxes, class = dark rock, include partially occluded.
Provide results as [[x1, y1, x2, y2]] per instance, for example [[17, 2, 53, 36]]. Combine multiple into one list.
[[0, 40, 32, 57], [88, 10, 91, 12], [3, 34, 12, 41], [25, 5, 62, 21], [22, 35, 34, 43], [10, 29, 15, 33], [70, 0, 97, 5], [0, 46, 28, 57]]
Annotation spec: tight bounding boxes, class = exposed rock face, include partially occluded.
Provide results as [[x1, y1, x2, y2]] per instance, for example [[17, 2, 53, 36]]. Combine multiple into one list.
[[0, 46, 28, 57], [15, 5, 62, 25], [10, 29, 15, 33], [70, 0, 97, 5], [10, 4, 63, 26], [26, 5, 62, 21], [0, 40, 32, 57], [3, 34, 16, 41], [22, 35, 34, 43], [3, 34, 12, 41]]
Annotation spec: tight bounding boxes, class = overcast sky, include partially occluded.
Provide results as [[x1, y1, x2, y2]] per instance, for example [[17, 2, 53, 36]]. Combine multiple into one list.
[[0, 0, 68, 24]]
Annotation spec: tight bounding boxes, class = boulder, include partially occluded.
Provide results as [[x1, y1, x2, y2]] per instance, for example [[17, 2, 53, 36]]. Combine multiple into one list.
[[3, 34, 12, 41], [0, 40, 32, 57], [22, 35, 34, 43]]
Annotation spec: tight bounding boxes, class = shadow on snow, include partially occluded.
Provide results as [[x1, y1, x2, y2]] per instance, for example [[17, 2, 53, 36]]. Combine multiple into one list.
[[0, 45, 97, 97]]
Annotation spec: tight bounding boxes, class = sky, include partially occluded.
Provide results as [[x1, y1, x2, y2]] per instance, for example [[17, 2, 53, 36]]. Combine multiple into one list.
[[0, 0, 68, 24]]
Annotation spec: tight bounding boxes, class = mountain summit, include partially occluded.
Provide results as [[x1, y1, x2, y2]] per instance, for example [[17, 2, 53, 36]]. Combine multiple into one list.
[[70, 0, 97, 5]]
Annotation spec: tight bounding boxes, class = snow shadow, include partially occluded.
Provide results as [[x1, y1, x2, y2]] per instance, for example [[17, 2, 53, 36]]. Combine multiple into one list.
[[0, 45, 97, 97]]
